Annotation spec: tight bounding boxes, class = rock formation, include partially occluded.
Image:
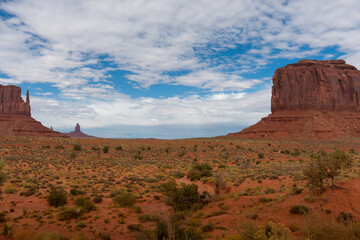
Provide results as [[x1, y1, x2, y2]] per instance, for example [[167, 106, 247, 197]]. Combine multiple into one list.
[[0, 85, 31, 115], [0, 84, 67, 137], [228, 60, 360, 139], [65, 123, 96, 138]]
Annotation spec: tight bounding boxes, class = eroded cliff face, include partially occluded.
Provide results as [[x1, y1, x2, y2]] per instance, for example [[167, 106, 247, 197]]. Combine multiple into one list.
[[228, 60, 360, 139], [0, 84, 67, 137], [0, 85, 31, 116], [271, 60, 360, 112]]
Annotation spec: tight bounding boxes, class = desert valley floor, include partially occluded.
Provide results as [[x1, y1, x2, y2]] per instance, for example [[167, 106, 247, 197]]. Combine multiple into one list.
[[0, 136, 359, 239]]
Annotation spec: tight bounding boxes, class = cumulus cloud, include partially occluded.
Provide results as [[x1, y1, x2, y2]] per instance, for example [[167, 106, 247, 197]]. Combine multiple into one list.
[[1, 0, 360, 137]]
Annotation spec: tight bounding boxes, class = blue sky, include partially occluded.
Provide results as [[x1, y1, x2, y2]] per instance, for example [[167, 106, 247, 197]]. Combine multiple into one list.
[[0, 0, 359, 138]]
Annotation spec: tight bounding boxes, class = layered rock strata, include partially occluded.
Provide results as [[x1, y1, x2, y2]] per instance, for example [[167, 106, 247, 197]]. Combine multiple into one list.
[[0, 84, 67, 137], [229, 60, 360, 139]]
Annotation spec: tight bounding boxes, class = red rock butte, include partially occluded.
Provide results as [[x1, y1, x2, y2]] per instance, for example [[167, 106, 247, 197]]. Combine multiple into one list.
[[65, 123, 96, 138], [229, 60, 360, 139], [0, 84, 67, 137]]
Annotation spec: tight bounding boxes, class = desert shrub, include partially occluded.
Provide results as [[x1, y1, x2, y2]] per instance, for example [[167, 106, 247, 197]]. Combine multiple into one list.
[[75, 197, 96, 212], [0, 160, 7, 185], [169, 171, 185, 179], [176, 227, 204, 240], [187, 164, 212, 181], [138, 214, 153, 223], [214, 172, 226, 196], [113, 190, 136, 207], [69, 188, 85, 196], [115, 145, 123, 151], [303, 150, 353, 192], [57, 207, 83, 221], [258, 153, 265, 159], [93, 196, 102, 203], [238, 159, 251, 169], [4, 184, 17, 194], [264, 188, 276, 194], [76, 221, 86, 228], [289, 205, 312, 215], [12, 231, 68, 240], [69, 152, 77, 159], [47, 188, 67, 207], [20, 187, 37, 197], [169, 183, 202, 211], [91, 146, 100, 151], [127, 224, 143, 232], [55, 145, 65, 150], [159, 181, 178, 195], [202, 222, 215, 232], [103, 146, 110, 153], [259, 197, 273, 203], [337, 212, 354, 225], [303, 216, 360, 240], [222, 222, 291, 240], [73, 144, 82, 151], [187, 169, 202, 181]]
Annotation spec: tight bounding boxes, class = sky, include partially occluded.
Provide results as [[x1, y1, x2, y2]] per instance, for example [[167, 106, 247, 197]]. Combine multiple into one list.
[[1, 0, 360, 139]]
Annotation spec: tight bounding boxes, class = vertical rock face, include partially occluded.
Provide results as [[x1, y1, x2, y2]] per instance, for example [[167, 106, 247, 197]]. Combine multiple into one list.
[[74, 123, 81, 132], [0, 85, 31, 116], [0, 84, 67, 137], [228, 60, 360, 139], [271, 60, 360, 112]]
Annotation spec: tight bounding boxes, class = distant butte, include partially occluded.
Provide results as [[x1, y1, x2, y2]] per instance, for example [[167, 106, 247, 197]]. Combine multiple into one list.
[[65, 123, 96, 138], [0, 84, 67, 137], [228, 60, 360, 139]]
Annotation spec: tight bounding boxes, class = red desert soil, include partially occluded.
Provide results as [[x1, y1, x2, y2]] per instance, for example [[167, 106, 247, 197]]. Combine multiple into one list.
[[0, 136, 358, 239]]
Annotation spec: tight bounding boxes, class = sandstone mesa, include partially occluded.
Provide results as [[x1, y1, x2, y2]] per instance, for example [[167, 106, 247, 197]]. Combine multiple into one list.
[[230, 59, 360, 139]]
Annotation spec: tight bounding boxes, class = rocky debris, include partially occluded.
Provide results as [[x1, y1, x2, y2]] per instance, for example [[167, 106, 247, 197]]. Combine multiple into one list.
[[65, 123, 96, 138], [229, 60, 360, 139], [0, 84, 67, 137]]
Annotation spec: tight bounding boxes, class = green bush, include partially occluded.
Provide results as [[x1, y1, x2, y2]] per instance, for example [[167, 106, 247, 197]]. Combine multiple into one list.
[[170, 183, 201, 211], [115, 145, 123, 151], [113, 190, 136, 207], [304, 150, 353, 192], [187, 169, 202, 181], [73, 144, 82, 151], [187, 164, 212, 181], [103, 146, 110, 153], [47, 188, 67, 207], [57, 207, 83, 221], [69, 188, 85, 196], [75, 197, 96, 212]]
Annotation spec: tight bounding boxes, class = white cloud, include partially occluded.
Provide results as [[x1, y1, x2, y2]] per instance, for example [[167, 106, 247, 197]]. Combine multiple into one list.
[[1, 0, 360, 137], [31, 87, 271, 133]]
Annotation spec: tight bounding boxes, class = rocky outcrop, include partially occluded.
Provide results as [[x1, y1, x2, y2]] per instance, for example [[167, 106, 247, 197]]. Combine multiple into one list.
[[65, 123, 96, 138], [0, 85, 31, 116], [0, 84, 67, 137], [229, 60, 360, 139]]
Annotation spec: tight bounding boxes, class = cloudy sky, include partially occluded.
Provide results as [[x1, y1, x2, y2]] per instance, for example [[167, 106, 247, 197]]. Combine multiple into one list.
[[1, 0, 359, 138]]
